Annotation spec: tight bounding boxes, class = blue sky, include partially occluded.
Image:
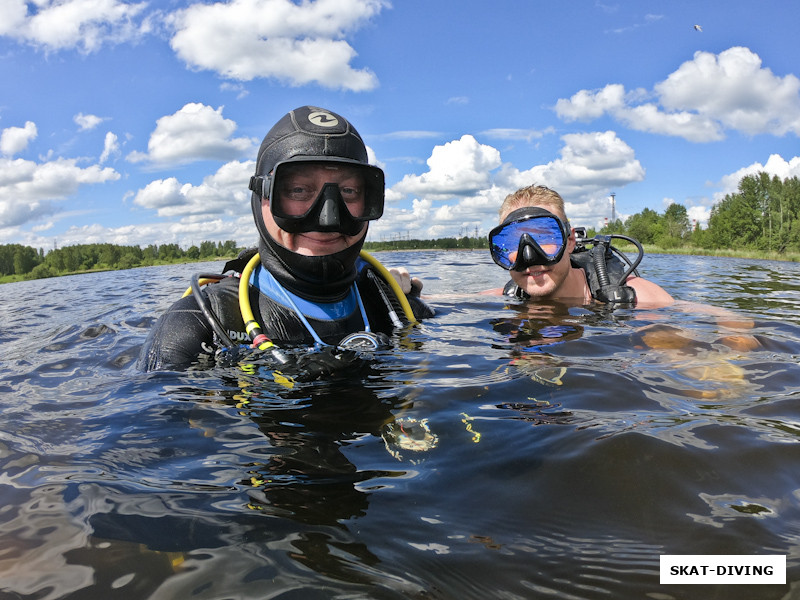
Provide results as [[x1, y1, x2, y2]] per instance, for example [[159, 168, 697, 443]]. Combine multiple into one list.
[[2, 0, 799, 251]]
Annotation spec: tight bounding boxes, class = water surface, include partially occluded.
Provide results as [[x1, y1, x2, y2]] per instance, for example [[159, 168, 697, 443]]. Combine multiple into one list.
[[1, 251, 799, 599]]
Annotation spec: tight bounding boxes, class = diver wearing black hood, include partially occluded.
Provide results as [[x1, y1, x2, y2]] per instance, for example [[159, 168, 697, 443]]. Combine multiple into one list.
[[137, 106, 433, 372]]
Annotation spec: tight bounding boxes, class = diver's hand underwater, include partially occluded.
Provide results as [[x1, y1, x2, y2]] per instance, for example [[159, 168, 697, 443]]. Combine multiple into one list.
[[295, 346, 365, 380]]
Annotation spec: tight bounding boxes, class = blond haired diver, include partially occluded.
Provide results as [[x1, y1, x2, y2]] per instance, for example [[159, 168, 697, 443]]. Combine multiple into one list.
[[484, 185, 674, 307]]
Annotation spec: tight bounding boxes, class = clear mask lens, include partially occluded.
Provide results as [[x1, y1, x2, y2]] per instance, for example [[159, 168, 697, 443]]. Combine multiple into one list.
[[267, 159, 384, 234]]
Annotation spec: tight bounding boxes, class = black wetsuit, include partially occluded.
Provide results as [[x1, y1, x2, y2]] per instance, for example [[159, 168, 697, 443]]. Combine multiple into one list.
[[137, 257, 433, 372]]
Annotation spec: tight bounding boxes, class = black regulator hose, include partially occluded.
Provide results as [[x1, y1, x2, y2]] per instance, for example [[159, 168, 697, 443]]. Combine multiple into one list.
[[589, 234, 641, 305], [190, 273, 235, 347], [592, 236, 612, 288], [610, 234, 644, 283]]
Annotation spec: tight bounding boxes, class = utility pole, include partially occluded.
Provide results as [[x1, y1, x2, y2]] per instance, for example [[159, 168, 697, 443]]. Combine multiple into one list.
[[610, 192, 616, 224]]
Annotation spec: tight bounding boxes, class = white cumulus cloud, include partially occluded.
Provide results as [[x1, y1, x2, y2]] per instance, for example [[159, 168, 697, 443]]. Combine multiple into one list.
[[382, 130, 645, 239], [1, 0, 148, 52], [127, 103, 257, 167], [555, 47, 800, 142], [99, 132, 120, 164], [0, 0, 385, 92], [75, 113, 106, 131], [133, 159, 255, 218], [168, 0, 386, 91], [657, 47, 800, 136], [0, 121, 38, 156], [0, 156, 119, 228], [391, 135, 502, 199], [717, 154, 800, 199], [508, 131, 645, 200], [42, 214, 256, 249]]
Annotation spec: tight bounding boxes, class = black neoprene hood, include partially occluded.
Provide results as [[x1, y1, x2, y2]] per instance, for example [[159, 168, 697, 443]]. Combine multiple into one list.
[[249, 105, 377, 301], [254, 105, 369, 178]]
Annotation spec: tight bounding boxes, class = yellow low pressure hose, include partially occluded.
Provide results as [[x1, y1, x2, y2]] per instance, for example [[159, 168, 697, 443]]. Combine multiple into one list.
[[238, 251, 418, 340], [239, 252, 277, 351]]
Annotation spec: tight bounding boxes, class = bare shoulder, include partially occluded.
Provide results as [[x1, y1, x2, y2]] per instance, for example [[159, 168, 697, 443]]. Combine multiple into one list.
[[627, 277, 675, 308], [479, 287, 504, 296]]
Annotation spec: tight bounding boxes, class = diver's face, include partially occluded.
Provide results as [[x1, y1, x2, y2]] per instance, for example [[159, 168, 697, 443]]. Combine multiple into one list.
[[262, 164, 367, 256], [504, 207, 576, 299]]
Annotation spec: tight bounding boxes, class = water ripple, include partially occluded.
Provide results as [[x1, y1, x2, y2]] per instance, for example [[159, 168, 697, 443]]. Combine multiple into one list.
[[1, 253, 800, 599]]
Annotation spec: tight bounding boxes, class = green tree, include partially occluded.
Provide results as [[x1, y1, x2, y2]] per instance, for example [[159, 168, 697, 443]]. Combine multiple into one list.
[[121, 245, 143, 264], [13, 246, 39, 274], [158, 243, 182, 261], [64, 247, 84, 272], [658, 203, 691, 248], [98, 244, 121, 268], [0, 244, 39, 275], [761, 174, 800, 253], [219, 240, 239, 256], [778, 176, 800, 251], [143, 244, 158, 263], [601, 219, 625, 235], [199, 240, 217, 258], [220, 240, 239, 256], [624, 208, 661, 244], [28, 263, 57, 279], [689, 221, 710, 249], [707, 174, 764, 249]]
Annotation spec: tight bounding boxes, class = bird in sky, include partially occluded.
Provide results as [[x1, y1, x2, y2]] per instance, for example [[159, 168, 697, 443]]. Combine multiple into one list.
[[693, 24, 703, 32]]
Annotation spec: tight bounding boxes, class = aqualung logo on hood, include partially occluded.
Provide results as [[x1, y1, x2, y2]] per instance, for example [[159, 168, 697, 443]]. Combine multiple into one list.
[[308, 111, 339, 128]]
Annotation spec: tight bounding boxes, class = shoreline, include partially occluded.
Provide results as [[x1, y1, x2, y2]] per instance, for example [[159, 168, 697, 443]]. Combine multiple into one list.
[[3, 246, 798, 285], [367, 245, 800, 262]]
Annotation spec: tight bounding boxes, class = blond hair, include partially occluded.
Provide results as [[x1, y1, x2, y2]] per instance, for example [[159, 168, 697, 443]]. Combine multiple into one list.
[[499, 185, 567, 221]]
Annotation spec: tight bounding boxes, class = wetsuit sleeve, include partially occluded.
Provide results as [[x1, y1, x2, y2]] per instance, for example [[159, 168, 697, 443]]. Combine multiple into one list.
[[136, 295, 215, 372], [407, 293, 435, 320], [395, 272, 435, 319]]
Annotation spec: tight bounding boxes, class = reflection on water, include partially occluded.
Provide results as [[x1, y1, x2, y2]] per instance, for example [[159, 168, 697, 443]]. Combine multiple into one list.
[[1, 252, 800, 599]]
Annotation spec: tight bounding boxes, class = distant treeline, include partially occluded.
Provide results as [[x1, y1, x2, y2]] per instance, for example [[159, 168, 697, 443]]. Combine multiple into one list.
[[362, 236, 486, 251], [3, 172, 799, 282], [605, 173, 800, 253], [0, 240, 242, 281]]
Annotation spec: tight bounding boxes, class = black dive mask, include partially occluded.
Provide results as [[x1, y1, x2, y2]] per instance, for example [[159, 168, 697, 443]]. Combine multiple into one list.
[[249, 158, 384, 237], [489, 207, 570, 271]]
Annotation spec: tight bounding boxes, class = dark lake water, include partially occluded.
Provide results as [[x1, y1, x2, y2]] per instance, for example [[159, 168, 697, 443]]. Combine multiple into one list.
[[1, 250, 800, 599]]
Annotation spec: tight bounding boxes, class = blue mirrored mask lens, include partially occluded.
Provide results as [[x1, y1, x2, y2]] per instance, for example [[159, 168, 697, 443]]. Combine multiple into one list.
[[490, 216, 566, 269]]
